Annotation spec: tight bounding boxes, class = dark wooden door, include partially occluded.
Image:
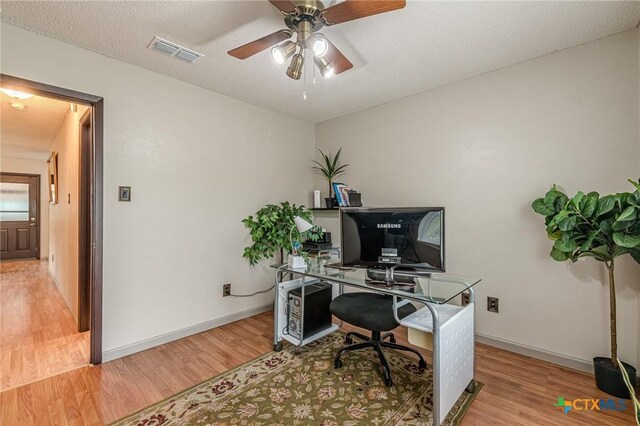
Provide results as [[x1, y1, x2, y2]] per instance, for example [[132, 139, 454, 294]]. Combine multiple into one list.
[[0, 173, 39, 260]]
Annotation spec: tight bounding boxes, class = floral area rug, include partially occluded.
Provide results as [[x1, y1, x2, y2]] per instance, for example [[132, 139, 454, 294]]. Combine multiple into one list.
[[112, 333, 481, 425]]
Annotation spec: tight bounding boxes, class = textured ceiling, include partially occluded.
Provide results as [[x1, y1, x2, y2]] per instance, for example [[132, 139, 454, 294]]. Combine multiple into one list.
[[0, 92, 70, 158], [1, 1, 639, 123]]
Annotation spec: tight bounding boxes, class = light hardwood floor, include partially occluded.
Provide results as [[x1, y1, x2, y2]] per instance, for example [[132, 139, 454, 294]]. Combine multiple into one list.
[[0, 306, 636, 425], [0, 260, 89, 391]]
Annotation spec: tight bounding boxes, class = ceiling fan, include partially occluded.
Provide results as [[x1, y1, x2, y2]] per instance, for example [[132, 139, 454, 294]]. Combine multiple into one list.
[[228, 0, 406, 80]]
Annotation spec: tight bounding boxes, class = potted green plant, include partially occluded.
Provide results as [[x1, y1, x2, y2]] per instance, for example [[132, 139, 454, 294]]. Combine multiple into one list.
[[242, 201, 322, 265], [312, 147, 349, 208], [532, 179, 640, 398]]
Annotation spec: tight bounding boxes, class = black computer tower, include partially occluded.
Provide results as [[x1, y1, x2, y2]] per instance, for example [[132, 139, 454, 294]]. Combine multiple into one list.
[[287, 283, 332, 340]]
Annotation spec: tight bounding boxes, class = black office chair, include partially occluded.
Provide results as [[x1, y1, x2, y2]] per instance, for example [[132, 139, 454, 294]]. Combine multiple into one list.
[[330, 292, 427, 387]]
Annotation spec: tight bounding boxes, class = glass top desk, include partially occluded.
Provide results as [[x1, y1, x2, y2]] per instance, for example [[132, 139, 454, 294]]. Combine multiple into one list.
[[271, 261, 481, 426]]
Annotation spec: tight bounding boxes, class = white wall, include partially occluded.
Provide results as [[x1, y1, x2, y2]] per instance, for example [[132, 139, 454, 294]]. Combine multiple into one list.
[[315, 29, 640, 368], [1, 23, 316, 356], [48, 106, 88, 321], [0, 156, 49, 258]]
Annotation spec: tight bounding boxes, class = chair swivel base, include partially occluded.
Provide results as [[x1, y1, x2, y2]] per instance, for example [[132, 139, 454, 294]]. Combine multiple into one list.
[[334, 331, 427, 387]]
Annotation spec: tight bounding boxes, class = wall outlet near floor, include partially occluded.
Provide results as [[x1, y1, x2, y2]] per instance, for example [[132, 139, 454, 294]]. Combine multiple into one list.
[[487, 297, 499, 313], [223, 283, 231, 297], [461, 292, 470, 306]]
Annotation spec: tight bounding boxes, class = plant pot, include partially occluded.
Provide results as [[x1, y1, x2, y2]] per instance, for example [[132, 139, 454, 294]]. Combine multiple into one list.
[[593, 357, 636, 399], [325, 198, 336, 209]]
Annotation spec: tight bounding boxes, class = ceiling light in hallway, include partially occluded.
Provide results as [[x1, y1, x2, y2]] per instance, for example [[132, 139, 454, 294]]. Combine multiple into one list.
[[1, 88, 33, 100]]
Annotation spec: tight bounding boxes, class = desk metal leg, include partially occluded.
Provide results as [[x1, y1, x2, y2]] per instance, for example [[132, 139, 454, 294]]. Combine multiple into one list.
[[467, 287, 476, 393], [273, 267, 285, 352], [299, 277, 305, 346], [424, 303, 441, 426]]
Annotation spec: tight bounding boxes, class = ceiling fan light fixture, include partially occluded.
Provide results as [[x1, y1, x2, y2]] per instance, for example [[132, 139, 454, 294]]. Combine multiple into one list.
[[286, 53, 304, 80], [271, 40, 296, 65], [307, 33, 329, 58], [313, 55, 334, 77]]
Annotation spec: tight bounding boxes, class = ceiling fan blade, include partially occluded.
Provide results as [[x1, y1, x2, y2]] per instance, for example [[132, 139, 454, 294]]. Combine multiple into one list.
[[228, 30, 292, 59], [323, 0, 406, 25], [326, 40, 353, 75], [269, 0, 297, 13]]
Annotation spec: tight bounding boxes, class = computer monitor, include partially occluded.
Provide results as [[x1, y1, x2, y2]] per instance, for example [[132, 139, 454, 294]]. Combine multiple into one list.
[[340, 207, 445, 272]]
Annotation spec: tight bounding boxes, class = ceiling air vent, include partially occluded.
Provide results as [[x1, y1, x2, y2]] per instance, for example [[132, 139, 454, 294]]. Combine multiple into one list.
[[147, 37, 204, 64], [175, 50, 201, 63]]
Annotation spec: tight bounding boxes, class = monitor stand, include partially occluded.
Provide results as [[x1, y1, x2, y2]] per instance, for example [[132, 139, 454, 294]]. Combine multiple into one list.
[[366, 265, 406, 286], [366, 265, 431, 286]]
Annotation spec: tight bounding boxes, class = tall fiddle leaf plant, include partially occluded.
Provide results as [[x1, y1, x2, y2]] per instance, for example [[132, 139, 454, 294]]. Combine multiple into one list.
[[312, 148, 349, 199], [242, 202, 322, 266], [532, 179, 640, 369]]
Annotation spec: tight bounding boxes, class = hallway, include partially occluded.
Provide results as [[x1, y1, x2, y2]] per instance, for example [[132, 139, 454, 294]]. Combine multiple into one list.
[[0, 260, 89, 391]]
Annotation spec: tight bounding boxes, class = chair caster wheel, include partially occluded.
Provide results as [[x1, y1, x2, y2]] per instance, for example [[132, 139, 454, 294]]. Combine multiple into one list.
[[465, 381, 476, 393], [274, 342, 282, 352], [418, 360, 427, 370], [345, 337, 353, 344], [334, 359, 343, 369], [384, 378, 393, 387], [389, 335, 397, 343]]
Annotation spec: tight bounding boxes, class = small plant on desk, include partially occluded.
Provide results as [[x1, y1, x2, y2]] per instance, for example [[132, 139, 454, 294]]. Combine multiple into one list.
[[242, 201, 323, 265]]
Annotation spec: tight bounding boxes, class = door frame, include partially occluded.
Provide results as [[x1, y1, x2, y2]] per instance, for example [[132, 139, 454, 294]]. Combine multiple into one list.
[[0, 172, 40, 260], [0, 74, 104, 364], [78, 108, 92, 333]]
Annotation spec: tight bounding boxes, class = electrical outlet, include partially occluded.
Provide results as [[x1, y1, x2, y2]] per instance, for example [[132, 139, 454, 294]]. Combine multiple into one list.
[[487, 297, 499, 313], [223, 284, 231, 297], [461, 292, 470, 306]]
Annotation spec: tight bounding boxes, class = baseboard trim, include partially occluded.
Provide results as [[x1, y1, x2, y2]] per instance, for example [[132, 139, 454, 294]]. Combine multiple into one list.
[[47, 269, 79, 324], [102, 303, 273, 363], [476, 333, 640, 382]]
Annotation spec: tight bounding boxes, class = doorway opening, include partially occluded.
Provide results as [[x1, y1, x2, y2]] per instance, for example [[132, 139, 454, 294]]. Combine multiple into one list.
[[0, 74, 103, 390]]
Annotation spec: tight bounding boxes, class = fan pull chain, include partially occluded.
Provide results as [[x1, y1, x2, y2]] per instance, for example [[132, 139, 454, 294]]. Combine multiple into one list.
[[313, 54, 317, 84], [302, 48, 308, 101]]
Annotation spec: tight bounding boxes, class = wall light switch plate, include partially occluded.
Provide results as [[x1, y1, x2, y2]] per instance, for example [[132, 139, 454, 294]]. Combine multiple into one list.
[[119, 186, 131, 202]]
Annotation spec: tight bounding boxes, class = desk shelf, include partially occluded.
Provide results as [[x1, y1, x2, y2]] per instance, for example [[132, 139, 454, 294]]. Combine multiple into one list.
[[276, 276, 342, 349], [281, 324, 340, 347], [400, 303, 465, 333]]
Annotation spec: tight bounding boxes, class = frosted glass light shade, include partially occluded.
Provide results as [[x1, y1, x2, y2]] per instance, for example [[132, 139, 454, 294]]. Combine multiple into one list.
[[271, 41, 296, 65], [307, 33, 328, 58]]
